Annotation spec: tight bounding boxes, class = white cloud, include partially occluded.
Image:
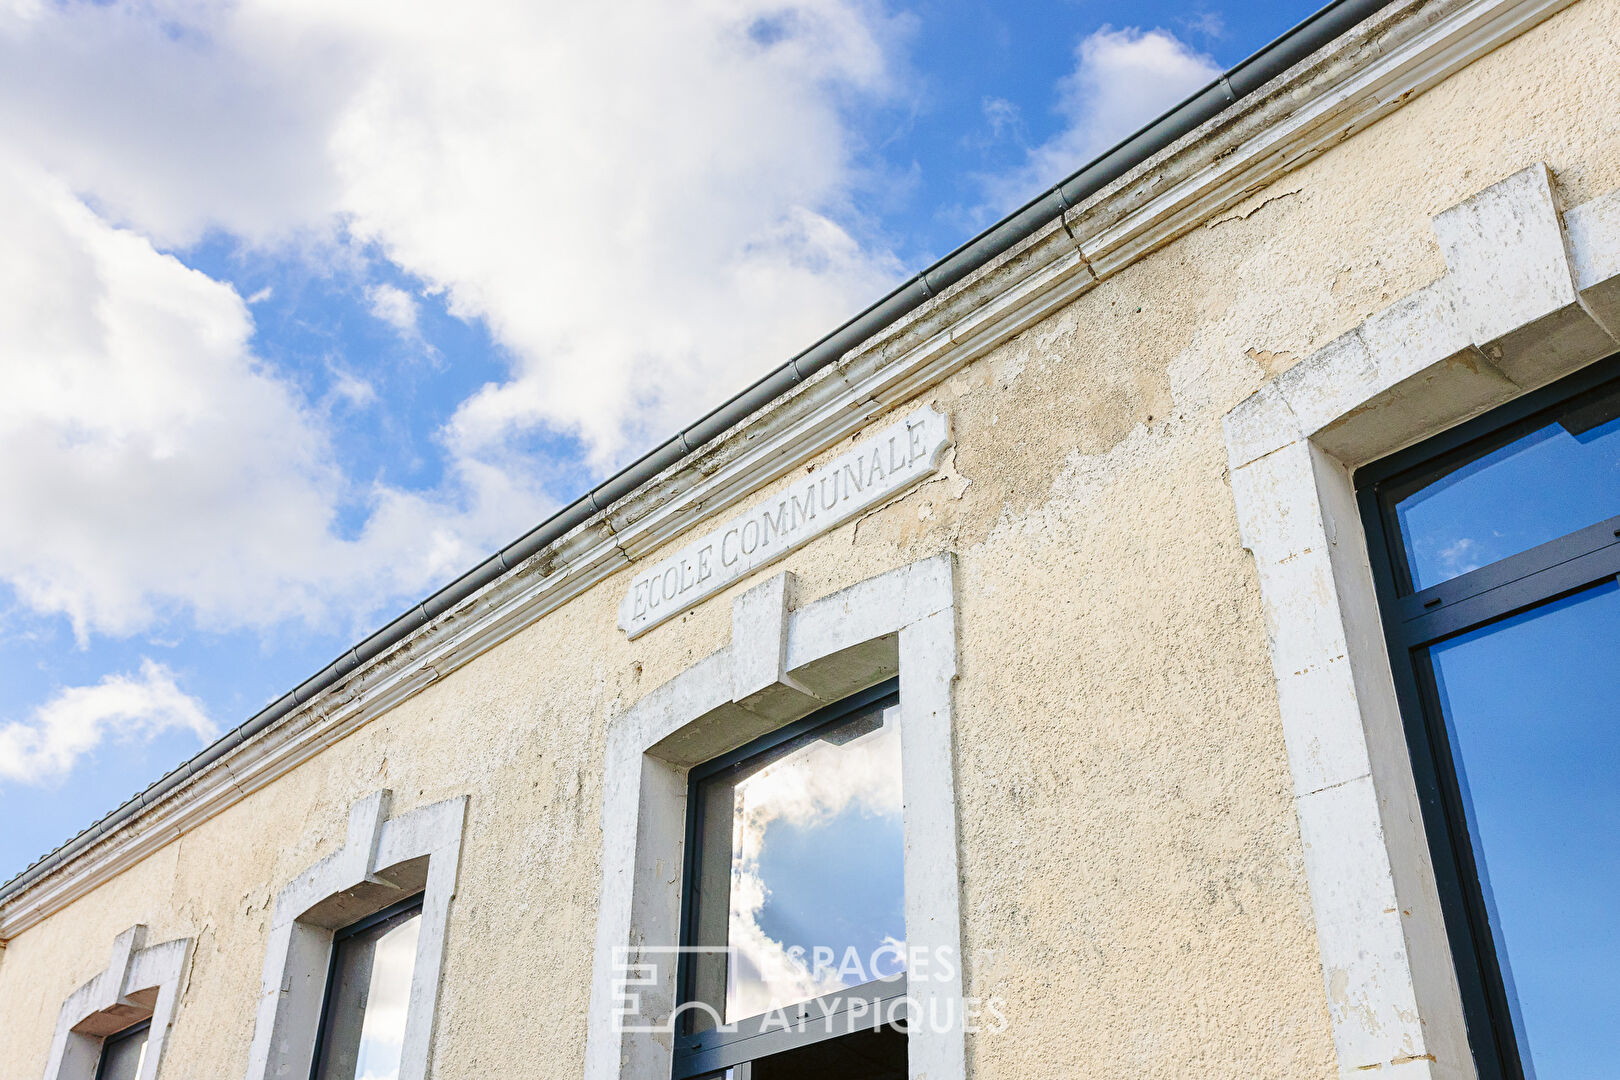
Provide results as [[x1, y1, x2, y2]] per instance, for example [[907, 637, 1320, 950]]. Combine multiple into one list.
[[365, 283, 421, 340], [0, 0, 907, 465], [723, 707, 904, 1019], [0, 156, 545, 639], [328, 366, 380, 410], [317, 0, 906, 468], [0, 0, 910, 645], [0, 660, 214, 783], [1180, 11, 1226, 39], [0, 0, 348, 248], [980, 25, 1222, 213], [1433, 536, 1485, 581]]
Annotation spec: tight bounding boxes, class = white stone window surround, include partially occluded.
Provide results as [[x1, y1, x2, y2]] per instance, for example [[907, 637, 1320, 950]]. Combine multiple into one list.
[[1223, 162, 1620, 1079], [42, 925, 191, 1080], [583, 555, 964, 1080], [245, 790, 467, 1080]]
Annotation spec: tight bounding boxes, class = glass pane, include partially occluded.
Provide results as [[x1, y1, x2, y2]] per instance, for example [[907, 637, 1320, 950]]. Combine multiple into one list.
[[1427, 579, 1620, 1077], [688, 698, 905, 1027], [95, 1024, 148, 1080], [1393, 384, 1620, 590], [313, 904, 422, 1080], [752, 1025, 907, 1079]]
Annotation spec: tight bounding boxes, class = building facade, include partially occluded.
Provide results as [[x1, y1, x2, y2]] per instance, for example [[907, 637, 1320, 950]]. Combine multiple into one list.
[[2, 0, 1617, 1076]]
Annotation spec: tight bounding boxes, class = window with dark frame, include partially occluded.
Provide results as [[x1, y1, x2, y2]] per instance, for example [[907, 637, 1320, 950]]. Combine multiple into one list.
[[310, 894, 424, 1080], [673, 680, 909, 1080], [1356, 353, 1620, 1080], [93, 1019, 150, 1080]]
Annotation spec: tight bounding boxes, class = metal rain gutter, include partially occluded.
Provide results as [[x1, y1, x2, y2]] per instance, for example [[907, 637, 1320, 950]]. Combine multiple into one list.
[[0, 0, 1396, 907]]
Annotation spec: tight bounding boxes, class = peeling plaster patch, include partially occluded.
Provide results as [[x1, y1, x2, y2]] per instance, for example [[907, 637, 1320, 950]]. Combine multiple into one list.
[[942, 366, 993, 401], [1047, 420, 1168, 508], [985, 320, 1069, 388], [851, 446, 971, 546], [973, 313, 1236, 553], [923, 447, 974, 503], [1246, 347, 1300, 377]]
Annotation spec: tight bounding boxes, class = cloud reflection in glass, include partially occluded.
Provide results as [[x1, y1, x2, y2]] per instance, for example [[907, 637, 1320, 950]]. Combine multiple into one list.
[[687, 698, 905, 1027]]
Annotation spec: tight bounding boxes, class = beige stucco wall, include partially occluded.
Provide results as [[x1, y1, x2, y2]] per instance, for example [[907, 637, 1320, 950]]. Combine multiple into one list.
[[4, 1, 1619, 1076]]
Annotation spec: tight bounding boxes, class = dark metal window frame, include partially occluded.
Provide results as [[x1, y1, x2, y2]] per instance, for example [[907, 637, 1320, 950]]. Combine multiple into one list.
[[1354, 352, 1620, 1080], [671, 679, 906, 1080], [93, 1019, 151, 1080], [307, 892, 426, 1080]]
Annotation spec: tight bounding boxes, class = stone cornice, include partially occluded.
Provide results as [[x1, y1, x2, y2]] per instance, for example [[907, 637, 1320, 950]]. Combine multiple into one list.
[[0, 0, 1578, 939]]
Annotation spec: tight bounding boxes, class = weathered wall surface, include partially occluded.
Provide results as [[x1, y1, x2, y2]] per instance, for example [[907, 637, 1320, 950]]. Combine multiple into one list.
[[3, 0, 1619, 1077]]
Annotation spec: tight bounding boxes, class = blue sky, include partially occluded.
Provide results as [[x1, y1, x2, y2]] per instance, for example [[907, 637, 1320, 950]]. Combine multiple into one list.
[[1397, 413, 1620, 587], [0, 0, 1323, 881], [1430, 580, 1620, 1077]]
